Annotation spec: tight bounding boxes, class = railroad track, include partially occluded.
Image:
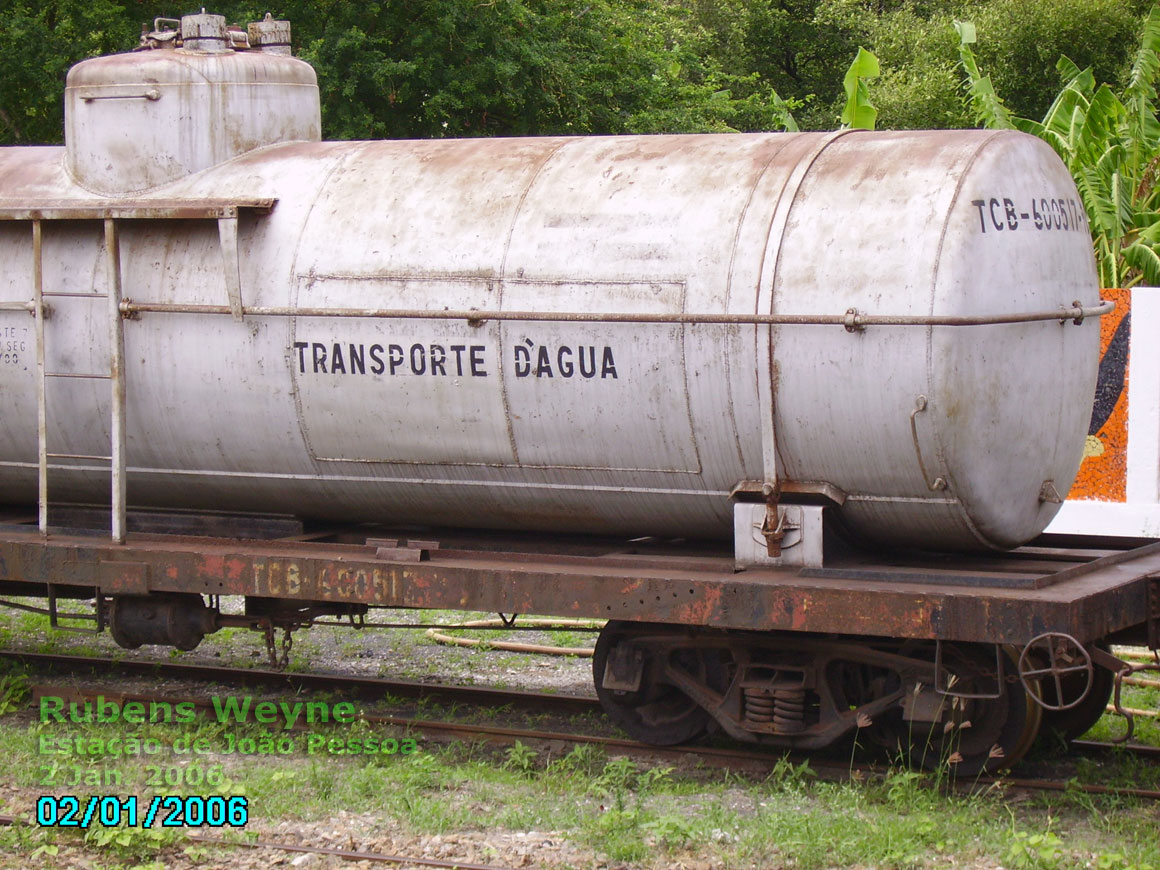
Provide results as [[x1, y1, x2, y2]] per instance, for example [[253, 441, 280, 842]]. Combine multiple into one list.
[[1072, 738, 1160, 759], [0, 650, 600, 716], [185, 835, 515, 869], [3, 667, 1158, 870], [6, 651, 1159, 758], [5, 651, 1159, 800], [0, 813, 513, 869]]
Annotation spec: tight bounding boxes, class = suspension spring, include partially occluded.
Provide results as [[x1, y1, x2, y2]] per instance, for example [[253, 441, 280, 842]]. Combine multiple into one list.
[[744, 686, 807, 734], [772, 687, 806, 733], [744, 687, 776, 723]]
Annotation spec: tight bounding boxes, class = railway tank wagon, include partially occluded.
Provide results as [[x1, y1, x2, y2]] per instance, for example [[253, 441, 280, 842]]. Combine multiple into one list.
[[0, 12, 1157, 774]]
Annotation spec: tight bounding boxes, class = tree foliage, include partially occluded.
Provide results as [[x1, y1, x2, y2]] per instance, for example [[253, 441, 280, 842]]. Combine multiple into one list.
[[813, 1, 970, 130], [0, 0, 799, 145], [0, 0, 1154, 145], [289, 0, 798, 138], [807, 0, 1152, 130], [679, 0, 859, 129], [0, 1, 140, 145], [969, 0, 1150, 122], [959, 6, 1160, 288]]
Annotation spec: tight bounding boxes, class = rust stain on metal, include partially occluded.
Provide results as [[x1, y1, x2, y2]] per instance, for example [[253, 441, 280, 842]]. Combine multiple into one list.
[[672, 584, 724, 624], [97, 561, 148, 594], [791, 600, 810, 631], [197, 554, 247, 582]]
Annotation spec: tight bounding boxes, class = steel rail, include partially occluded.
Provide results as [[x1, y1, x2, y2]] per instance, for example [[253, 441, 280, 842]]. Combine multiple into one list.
[[2, 651, 601, 715], [0, 811, 510, 869], [21, 678, 798, 774], [183, 835, 515, 869], [13, 642, 1160, 761], [115, 299, 1114, 328], [17, 685, 1160, 802], [1072, 739, 1160, 758], [977, 777, 1160, 800], [11, 652, 1160, 759], [368, 710, 1160, 800]]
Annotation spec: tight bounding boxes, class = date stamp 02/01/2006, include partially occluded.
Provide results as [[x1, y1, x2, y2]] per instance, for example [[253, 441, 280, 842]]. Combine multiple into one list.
[[36, 794, 249, 830]]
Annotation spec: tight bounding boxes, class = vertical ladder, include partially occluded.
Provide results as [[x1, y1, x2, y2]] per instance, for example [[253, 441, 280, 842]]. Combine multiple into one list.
[[31, 218, 128, 543], [1, 198, 275, 544]]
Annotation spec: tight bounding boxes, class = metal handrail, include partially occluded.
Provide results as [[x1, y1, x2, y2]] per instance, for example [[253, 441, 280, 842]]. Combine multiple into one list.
[[115, 298, 1113, 328]]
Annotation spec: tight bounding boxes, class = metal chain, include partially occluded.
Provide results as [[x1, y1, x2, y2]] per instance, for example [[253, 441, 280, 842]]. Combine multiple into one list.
[[261, 621, 295, 670], [280, 626, 293, 669], [263, 622, 277, 668]]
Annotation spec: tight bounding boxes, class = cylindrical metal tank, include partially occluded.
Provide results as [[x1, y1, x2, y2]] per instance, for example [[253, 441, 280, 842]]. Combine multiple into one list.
[[0, 45, 1100, 551]]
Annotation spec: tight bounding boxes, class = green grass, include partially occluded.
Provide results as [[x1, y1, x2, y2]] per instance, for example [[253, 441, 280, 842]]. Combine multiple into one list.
[[1086, 683, 1160, 746], [3, 704, 1160, 869]]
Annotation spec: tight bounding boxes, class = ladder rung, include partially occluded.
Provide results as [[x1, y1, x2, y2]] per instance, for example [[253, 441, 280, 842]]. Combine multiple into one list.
[[42, 292, 109, 299], [46, 372, 111, 380], [46, 453, 112, 461]]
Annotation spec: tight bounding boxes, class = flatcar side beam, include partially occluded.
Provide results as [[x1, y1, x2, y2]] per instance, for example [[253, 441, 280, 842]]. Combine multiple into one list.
[[0, 530, 1156, 646]]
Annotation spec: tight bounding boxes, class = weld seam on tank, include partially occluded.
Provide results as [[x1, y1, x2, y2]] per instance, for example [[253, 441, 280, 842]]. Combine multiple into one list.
[[285, 142, 375, 465], [757, 134, 850, 496], [494, 139, 570, 466], [722, 133, 805, 471], [923, 130, 1008, 550], [764, 130, 854, 299]]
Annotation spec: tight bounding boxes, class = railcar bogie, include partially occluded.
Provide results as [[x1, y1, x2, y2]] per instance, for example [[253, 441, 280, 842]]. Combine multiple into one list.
[[592, 622, 1046, 774]]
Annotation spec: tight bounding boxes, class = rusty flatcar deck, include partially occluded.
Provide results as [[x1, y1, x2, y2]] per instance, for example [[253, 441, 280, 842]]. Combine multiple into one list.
[[0, 525, 1156, 646]]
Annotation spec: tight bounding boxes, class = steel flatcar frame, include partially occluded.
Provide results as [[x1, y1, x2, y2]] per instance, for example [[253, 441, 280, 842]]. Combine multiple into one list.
[[1, 509, 1159, 773], [0, 520, 1155, 646]]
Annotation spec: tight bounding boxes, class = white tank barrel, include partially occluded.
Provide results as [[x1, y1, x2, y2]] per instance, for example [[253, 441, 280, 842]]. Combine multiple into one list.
[[0, 32, 1101, 552]]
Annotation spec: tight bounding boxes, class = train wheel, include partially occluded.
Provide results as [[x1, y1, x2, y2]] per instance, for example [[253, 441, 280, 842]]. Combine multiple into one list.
[[1038, 645, 1115, 742], [592, 621, 721, 745], [908, 643, 1041, 776]]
